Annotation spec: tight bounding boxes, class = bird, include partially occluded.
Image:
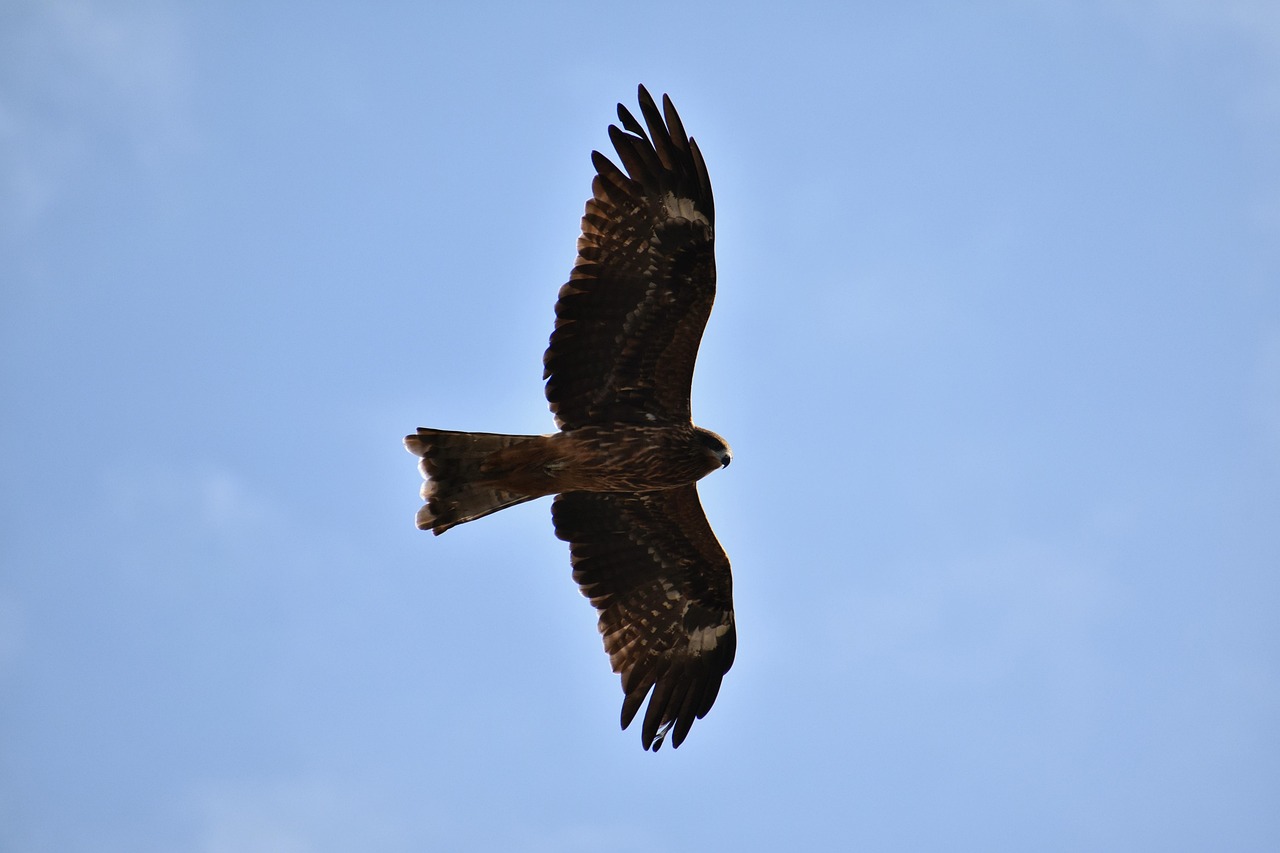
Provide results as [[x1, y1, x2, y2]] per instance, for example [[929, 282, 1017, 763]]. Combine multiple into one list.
[[405, 85, 734, 751]]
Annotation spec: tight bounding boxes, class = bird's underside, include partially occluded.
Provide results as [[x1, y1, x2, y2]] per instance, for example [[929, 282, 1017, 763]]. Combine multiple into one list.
[[405, 424, 728, 534], [405, 85, 735, 751]]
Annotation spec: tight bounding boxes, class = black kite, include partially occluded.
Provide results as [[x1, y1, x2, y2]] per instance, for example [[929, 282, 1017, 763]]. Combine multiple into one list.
[[405, 86, 734, 751]]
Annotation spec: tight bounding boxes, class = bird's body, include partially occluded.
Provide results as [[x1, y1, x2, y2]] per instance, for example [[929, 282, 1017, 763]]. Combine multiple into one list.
[[406, 86, 735, 750], [407, 424, 729, 532]]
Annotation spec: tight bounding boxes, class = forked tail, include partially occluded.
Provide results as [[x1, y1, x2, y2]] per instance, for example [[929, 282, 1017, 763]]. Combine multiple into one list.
[[404, 428, 543, 534]]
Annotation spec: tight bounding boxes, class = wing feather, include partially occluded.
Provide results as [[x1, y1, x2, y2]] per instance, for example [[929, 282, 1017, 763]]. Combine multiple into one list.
[[552, 486, 736, 751], [636, 89, 677, 170], [661, 95, 688, 151], [544, 85, 716, 429], [616, 98, 648, 139]]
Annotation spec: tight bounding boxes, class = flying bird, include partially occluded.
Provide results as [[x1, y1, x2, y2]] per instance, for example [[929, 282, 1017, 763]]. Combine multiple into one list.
[[405, 85, 734, 751]]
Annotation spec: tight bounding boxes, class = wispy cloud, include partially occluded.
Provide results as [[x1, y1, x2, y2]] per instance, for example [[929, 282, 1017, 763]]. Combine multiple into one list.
[[834, 537, 1119, 690], [0, 0, 189, 233], [1253, 328, 1280, 456], [101, 461, 281, 543], [192, 777, 409, 853], [1149, 0, 1280, 47], [1119, 0, 1280, 117], [0, 592, 24, 680]]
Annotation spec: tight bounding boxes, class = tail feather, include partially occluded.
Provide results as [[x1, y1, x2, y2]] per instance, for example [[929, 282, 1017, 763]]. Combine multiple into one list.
[[404, 428, 542, 534]]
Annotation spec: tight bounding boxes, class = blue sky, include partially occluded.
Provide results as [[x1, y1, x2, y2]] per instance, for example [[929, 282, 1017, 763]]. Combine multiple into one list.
[[3, 1, 1278, 850]]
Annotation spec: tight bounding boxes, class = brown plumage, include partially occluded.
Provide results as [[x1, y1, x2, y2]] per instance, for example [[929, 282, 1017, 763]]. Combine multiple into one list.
[[405, 85, 734, 751]]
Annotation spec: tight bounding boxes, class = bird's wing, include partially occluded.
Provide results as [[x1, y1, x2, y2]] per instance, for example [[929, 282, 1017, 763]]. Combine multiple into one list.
[[544, 85, 716, 429], [552, 485, 735, 750]]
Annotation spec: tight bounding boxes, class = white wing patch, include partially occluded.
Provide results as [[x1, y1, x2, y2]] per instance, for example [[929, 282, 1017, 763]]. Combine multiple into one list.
[[661, 192, 710, 227], [686, 621, 730, 653]]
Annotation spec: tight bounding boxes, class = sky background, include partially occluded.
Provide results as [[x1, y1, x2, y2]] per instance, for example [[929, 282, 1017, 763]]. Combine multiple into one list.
[[3, 1, 1278, 850]]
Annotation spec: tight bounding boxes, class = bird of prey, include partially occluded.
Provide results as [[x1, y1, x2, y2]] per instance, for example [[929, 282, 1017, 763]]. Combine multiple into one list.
[[405, 85, 734, 751]]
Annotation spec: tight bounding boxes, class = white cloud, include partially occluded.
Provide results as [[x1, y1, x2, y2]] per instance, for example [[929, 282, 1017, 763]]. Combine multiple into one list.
[[1152, 0, 1280, 46], [0, 593, 25, 680], [101, 461, 280, 542], [1038, 0, 1280, 127], [192, 777, 406, 853], [41, 0, 187, 103], [519, 822, 656, 853], [1065, 0, 1280, 50], [1253, 328, 1280, 456], [0, 0, 189, 231], [834, 537, 1119, 690]]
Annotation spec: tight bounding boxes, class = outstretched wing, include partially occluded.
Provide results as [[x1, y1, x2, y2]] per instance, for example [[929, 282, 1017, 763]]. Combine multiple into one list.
[[544, 85, 716, 430], [552, 486, 736, 751]]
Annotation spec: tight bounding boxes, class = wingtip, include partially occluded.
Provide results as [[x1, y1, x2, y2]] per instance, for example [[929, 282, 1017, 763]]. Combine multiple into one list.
[[647, 719, 675, 752]]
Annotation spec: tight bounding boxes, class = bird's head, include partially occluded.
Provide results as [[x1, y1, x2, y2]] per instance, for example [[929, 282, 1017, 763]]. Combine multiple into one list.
[[694, 427, 732, 472]]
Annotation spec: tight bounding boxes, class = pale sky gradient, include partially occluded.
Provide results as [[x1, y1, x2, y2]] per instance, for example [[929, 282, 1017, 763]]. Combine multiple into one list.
[[3, 1, 1278, 851]]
